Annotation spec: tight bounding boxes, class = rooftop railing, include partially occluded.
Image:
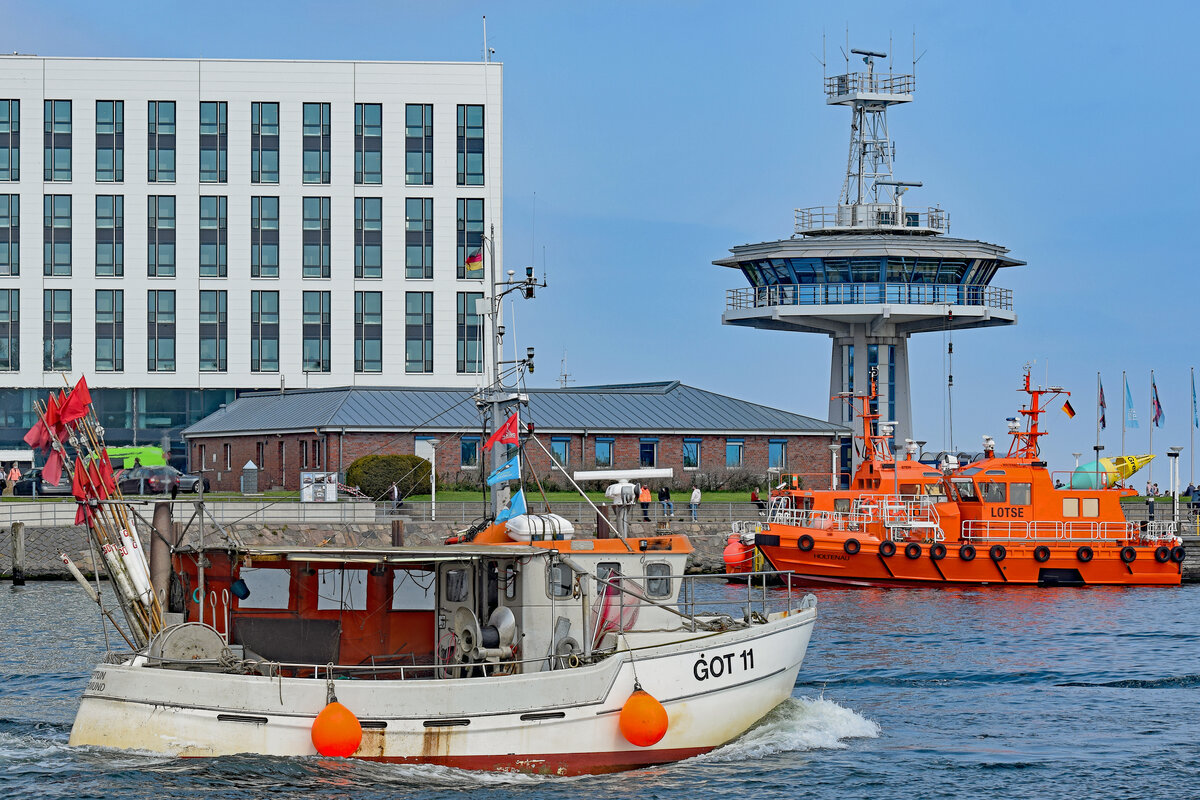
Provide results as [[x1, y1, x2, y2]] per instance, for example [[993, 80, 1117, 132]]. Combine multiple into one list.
[[795, 204, 949, 234], [726, 283, 1014, 312]]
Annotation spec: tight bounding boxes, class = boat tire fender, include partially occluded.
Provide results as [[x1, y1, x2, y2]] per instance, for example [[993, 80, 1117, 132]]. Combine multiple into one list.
[[879, 540, 896, 557], [1120, 546, 1137, 564], [959, 544, 976, 561], [844, 538, 861, 555], [930, 543, 947, 561], [904, 543, 922, 560], [989, 545, 1007, 562], [1033, 546, 1051, 563], [798, 535, 815, 552], [1154, 546, 1171, 563], [1076, 546, 1094, 563], [1171, 546, 1186, 563]]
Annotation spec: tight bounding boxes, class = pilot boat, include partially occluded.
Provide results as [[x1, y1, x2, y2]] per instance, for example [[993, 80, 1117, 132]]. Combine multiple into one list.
[[730, 370, 1183, 587]]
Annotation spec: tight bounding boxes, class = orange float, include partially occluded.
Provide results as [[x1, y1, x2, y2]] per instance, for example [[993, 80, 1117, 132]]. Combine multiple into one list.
[[618, 684, 668, 747], [311, 700, 363, 757]]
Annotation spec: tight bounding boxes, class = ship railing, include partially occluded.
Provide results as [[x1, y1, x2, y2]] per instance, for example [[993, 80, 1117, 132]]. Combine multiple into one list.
[[959, 519, 1169, 543], [726, 283, 1013, 312], [1135, 520, 1181, 543], [759, 507, 878, 531]]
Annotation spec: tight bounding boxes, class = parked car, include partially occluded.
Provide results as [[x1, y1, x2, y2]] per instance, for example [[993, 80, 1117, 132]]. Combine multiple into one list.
[[11, 468, 74, 497], [175, 468, 211, 494], [116, 466, 180, 495]]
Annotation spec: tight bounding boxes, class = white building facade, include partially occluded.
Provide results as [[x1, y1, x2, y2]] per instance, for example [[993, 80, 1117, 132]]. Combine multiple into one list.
[[0, 56, 503, 451]]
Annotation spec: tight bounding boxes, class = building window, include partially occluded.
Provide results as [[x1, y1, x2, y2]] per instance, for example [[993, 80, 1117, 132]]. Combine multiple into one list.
[[0, 289, 18, 371], [639, 440, 658, 468], [0, 100, 18, 181], [354, 197, 382, 278], [0, 194, 16, 276], [769, 440, 787, 470], [406, 197, 433, 279], [251, 196, 279, 277], [551, 438, 570, 469], [255, 442, 265, 469], [147, 289, 176, 371], [457, 198, 484, 279], [302, 102, 331, 184], [302, 196, 331, 278], [43, 100, 71, 181], [250, 290, 279, 372], [460, 437, 479, 468], [95, 100, 123, 182], [199, 101, 228, 183], [147, 195, 176, 277], [300, 440, 308, 469], [354, 291, 382, 373], [147, 101, 176, 182], [94, 289, 123, 372], [200, 195, 227, 277], [726, 439, 744, 468], [223, 443, 232, 471], [43, 194, 71, 276], [456, 104, 484, 185], [456, 291, 483, 374], [404, 291, 433, 373], [95, 195, 123, 276], [595, 438, 613, 468], [683, 439, 701, 470], [302, 290, 331, 372], [355, 103, 382, 185], [405, 103, 432, 185], [199, 290, 227, 372], [251, 102, 279, 184], [43, 288, 70, 371]]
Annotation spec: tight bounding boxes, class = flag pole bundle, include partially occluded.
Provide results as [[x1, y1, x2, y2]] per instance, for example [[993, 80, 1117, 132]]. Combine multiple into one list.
[[22, 376, 163, 647]]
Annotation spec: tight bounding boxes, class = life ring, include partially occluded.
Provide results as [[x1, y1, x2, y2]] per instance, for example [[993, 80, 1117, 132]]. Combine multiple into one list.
[[879, 540, 896, 557], [844, 538, 861, 555], [1171, 546, 1186, 564], [904, 542, 922, 560], [1120, 546, 1137, 564], [989, 545, 1007, 562], [959, 544, 976, 561], [1076, 546, 1094, 563], [1033, 546, 1051, 563], [798, 534, 815, 552], [929, 543, 947, 561], [1154, 546, 1171, 564]]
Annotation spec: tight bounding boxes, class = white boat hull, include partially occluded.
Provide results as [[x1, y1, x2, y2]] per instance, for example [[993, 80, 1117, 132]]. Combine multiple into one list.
[[70, 609, 815, 774]]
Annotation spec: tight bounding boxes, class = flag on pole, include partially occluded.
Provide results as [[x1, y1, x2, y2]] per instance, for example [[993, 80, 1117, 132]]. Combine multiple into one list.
[[1152, 375, 1165, 427], [495, 489, 527, 523], [59, 375, 93, 425], [1062, 400, 1076, 419], [1099, 379, 1107, 430], [1193, 370, 1198, 429], [483, 412, 521, 451], [486, 454, 521, 486], [464, 248, 484, 277], [1125, 375, 1139, 429]]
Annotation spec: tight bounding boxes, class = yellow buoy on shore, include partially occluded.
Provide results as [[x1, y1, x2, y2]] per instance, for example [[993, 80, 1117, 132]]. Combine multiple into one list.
[[311, 701, 363, 757], [619, 684, 668, 747]]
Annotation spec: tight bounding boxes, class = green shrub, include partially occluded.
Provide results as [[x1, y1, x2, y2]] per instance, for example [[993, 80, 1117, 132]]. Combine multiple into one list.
[[345, 454, 431, 500]]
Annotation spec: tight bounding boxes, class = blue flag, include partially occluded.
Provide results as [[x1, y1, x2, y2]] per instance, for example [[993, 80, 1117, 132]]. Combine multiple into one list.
[[487, 455, 521, 486], [1125, 375, 1139, 429], [495, 489, 527, 523], [1152, 375, 1164, 428]]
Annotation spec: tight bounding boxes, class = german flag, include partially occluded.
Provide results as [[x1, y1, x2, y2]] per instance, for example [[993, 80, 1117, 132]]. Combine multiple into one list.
[[1062, 400, 1076, 419]]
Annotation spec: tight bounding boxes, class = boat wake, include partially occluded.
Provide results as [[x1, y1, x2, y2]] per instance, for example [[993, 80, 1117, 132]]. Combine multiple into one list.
[[699, 696, 879, 762]]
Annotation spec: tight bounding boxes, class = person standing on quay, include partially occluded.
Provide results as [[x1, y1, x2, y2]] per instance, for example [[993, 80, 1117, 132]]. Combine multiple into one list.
[[690, 485, 701, 521], [5, 462, 19, 496], [638, 484, 651, 521]]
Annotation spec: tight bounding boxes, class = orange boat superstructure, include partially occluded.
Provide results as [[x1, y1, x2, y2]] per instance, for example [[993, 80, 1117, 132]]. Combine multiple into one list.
[[735, 371, 1183, 587]]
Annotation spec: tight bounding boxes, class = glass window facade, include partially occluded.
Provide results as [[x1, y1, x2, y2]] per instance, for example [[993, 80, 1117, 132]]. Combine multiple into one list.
[[404, 291, 433, 373], [355, 103, 382, 185], [146, 289, 176, 371], [43, 288, 71, 371], [250, 290, 279, 372], [354, 291, 382, 373], [95, 289, 123, 372], [199, 195, 227, 277], [250, 196, 279, 277], [43, 194, 71, 276], [406, 197, 433, 279], [0, 100, 18, 181], [147, 195, 176, 277], [0, 288, 17, 371], [354, 197, 382, 279], [456, 291, 483, 374], [302, 196, 331, 278], [43, 100, 71, 181], [302, 290, 331, 372], [251, 102, 279, 184], [199, 101, 228, 183], [95, 195, 123, 277], [0, 194, 16, 276], [457, 198, 483, 279], [456, 104, 484, 185], [95, 100, 123, 182], [302, 102, 331, 184], [147, 101, 176, 182], [198, 289, 227, 372], [405, 103, 432, 185]]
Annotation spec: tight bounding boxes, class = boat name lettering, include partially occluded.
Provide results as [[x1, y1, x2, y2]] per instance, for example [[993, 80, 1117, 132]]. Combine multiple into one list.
[[693, 649, 754, 681], [87, 669, 106, 693], [815, 552, 851, 561], [988, 507, 1025, 518]]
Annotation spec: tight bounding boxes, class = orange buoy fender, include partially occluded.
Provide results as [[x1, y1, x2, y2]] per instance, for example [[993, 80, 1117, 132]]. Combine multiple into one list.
[[619, 686, 669, 747], [311, 701, 363, 757], [723, 535, 752, 572]]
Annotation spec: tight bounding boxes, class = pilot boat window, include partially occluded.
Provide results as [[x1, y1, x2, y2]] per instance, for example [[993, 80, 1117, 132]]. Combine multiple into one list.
[[925, 482, 946, 498], [392, 569, 436, 610], [547, 563, 573, 598], [953, 480, 978, 501], [1081, 498, 1100, 518], [445, 568, 469, 603], [237, 567, 292, 610], [833, 498, 851, 513], [596, 561, 621, 593], [900, 483, 920, 495], [645, 562, 671, 598], [1010, 483, 1031, 505], [317, 569, 368, 611], [978, 482, 1006, 503], [1063, 497, 1080, 518]]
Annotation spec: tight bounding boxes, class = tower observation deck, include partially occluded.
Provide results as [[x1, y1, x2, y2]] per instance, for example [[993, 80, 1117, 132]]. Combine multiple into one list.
[[715, 48, 1022, 465]]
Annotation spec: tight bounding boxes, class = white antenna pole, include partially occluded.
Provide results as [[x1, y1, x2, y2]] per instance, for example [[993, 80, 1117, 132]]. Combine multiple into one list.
[[483, 15, 488, 63]]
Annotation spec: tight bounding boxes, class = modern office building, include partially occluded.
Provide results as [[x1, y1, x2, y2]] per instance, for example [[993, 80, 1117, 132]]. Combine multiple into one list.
[[0, 55, 503, 454]]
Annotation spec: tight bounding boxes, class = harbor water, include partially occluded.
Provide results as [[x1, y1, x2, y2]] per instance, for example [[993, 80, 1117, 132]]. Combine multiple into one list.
[[2, 580, 1199, 799]]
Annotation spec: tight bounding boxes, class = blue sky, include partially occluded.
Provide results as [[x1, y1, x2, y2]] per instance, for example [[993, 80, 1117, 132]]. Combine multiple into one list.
[[6, 0, 1199, 482]]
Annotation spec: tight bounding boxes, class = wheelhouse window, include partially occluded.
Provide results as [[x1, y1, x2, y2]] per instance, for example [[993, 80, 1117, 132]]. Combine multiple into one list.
[[1010, 483, 1031, 505], [978, 482, 1006, 503], [645, 563, 672, 598], [953, 480, 978, 501]]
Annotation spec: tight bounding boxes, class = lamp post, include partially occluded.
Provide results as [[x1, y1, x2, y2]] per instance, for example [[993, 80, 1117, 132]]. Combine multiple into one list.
[[1072, 452, 1082, 468], [828, 443, 840, 489], [1168, 446, 1184, 524], [1092, 445, 1104, 491], [428, 439, 440, 522]]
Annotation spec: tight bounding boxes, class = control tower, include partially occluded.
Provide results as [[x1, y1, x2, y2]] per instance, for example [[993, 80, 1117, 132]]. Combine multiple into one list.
[[716, 48, 1022, 457]]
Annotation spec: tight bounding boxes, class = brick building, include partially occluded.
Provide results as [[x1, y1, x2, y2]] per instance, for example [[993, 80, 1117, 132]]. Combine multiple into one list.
[[182, 381, 847, 493]]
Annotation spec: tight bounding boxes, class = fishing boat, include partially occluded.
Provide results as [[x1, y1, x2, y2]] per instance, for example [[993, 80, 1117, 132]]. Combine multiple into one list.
[[728, 370, 1183, 587]]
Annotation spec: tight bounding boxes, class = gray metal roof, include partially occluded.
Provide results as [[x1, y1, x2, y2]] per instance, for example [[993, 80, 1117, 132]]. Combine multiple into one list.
[[183, 382, 846, 438], [714, 233, 1025, 268]]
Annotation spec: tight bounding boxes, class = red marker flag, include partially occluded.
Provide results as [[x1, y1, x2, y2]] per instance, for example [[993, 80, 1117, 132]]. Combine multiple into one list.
[[71, 457, 88, 501], [42, 449, 64, 487], [87, 459, 109, 501], [483, 412, 520, 451], [98, 451, 118, 494], [59, 376, 93, 425]]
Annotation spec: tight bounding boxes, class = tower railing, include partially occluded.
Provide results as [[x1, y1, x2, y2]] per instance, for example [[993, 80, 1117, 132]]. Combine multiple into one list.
[[795, 205, 949, 234], [726, 283, 1013, 311], [825, 71, 916, 100]]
